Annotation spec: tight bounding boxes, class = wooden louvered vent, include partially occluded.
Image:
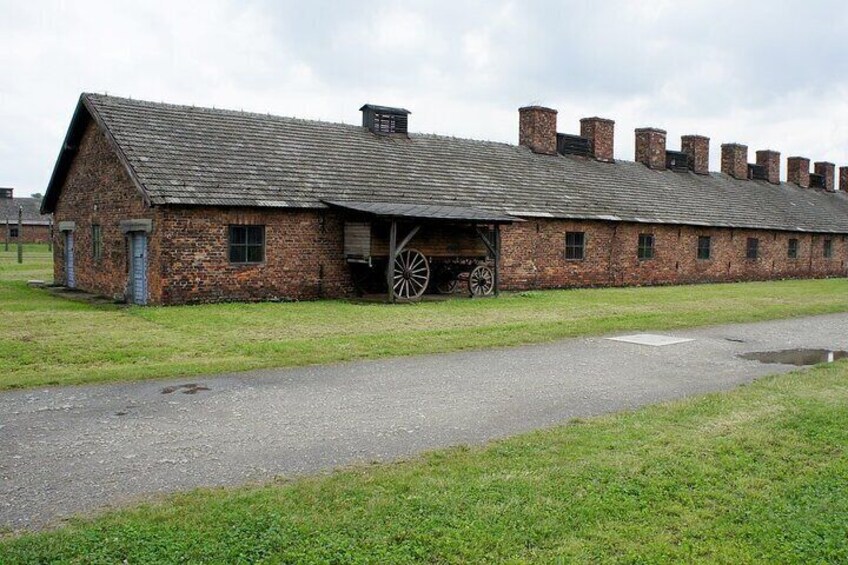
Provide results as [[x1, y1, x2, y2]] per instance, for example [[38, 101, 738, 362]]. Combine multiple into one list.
[[556, 133, 591, 157], [360, 104, 411, 135], [665, 151, 689, 172], [747, 164, 768, 181]]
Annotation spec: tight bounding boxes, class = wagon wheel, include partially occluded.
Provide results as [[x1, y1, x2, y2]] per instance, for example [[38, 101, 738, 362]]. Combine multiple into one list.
[[392, 248, 430, 300], [468, 265, 495, 297]]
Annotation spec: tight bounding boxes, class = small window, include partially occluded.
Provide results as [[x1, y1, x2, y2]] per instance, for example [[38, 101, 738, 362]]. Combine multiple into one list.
[[697, 236, 711, 260], [565, 231, 585, 260], [637, 233, 655, 260], [746, 237, 759, 260], [9, 226, 19, 238], [788, 238, 799, 259], [229, 225, 265, 264], [824, 238, 834, 259], [92, 224, 102, 260]]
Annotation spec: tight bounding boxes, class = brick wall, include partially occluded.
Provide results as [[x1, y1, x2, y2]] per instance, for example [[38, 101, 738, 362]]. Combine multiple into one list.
[[499, 219, 847, 290], [157, 206, 352, 304], [52, 119, 158, 301], [6, 224, 50, 244]]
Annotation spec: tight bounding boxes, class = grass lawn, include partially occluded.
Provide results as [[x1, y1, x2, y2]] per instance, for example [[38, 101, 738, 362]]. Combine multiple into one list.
[[2, 244, 848, 389], [2, 361, 846, 562]]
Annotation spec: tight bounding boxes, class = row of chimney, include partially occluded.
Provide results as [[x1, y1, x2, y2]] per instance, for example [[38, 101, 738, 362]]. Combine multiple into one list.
[[518, 106, 845, 192]]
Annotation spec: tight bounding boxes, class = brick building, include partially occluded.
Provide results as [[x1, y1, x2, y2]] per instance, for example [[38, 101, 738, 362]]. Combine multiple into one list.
[[1, 188, 51, 244], [41, 94, 848, 305]]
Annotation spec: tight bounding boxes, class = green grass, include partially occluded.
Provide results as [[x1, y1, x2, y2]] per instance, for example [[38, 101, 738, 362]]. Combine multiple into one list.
[[0, 242, 53, 282], [2, 244, 848, 389], [3, 361, 847, 563]]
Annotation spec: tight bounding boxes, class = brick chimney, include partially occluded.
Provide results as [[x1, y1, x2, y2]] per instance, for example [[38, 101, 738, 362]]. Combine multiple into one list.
[[814, 162, 836, 192], [721, 143, 748, 179], [756, 150, 781, 184], [787, 157, 810, 188], [580, 117, 615, 162], [680, 135, 709, 175], [635, 128, 667, 170], [840, 166, 848, 192], [519, 106, 557, 155]]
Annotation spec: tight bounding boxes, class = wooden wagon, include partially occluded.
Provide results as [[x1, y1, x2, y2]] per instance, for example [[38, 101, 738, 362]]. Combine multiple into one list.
[[325, 201, 516, 301]]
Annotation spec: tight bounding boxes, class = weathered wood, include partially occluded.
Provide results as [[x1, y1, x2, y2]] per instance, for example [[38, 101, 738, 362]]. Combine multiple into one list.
[[395, 225, 420, 255], [371, 223, 487, 258], [344, 221, 371, 259], [494, 225, 501, 296], [387, 220, 397, 303]]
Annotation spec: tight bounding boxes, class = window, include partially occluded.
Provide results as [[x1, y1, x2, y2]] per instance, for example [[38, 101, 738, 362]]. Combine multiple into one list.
[[228, 225, 265, 263], [637, 233, 655, 260], [788, 238, 799, 259], [824, 238, 834, 259], [697, 236, 711, 260], [9, 227, 19, 238], [565, 231, 585, 260], [746, 237, 759, 260], [92, 224, 102, 260]]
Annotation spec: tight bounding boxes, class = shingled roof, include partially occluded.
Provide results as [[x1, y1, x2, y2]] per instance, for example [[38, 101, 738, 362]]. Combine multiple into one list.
[[44, 93, 848, 234], [1, 194, 49, 225]]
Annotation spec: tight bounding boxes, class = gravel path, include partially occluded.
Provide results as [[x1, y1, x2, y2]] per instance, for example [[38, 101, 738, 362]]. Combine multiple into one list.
[[3, 313, 848, 531]]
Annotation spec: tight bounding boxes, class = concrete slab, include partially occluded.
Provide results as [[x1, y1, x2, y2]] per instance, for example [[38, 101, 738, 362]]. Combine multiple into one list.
[[606, 334, 695, 346]]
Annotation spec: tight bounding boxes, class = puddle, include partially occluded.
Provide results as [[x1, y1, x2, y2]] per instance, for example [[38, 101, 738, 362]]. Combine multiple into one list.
[[739, 348, 848, 366], [724, 338, 746, 343], [161, 383, 210, 395]]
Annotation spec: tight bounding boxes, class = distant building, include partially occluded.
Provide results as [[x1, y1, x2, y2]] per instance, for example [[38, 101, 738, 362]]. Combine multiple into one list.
[[41, 93, 848, 305], [1, 188, 51, 244]]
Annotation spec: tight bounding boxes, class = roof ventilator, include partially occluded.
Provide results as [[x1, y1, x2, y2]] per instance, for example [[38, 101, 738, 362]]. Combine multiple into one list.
[[556, 133, 591, 157], [747, 164, 768, 181], [360, 104, 410, 135], [665, 151, 689, 172], [809, 173, 826, 189]]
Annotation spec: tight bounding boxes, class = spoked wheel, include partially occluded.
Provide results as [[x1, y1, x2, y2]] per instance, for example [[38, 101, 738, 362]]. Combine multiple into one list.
[[468, 265, 495, 297], [392, 249, 430, 300]]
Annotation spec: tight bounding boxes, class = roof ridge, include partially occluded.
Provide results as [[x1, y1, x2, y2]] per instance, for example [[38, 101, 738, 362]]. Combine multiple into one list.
[[82, 92, 524, 150]]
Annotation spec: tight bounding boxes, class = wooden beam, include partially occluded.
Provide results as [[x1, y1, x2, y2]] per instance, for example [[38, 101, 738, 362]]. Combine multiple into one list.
[[395, 225, 420, 255], [387, 220, 397, 303], [476, 226, 496, 257], [494, 224, 501, 297]]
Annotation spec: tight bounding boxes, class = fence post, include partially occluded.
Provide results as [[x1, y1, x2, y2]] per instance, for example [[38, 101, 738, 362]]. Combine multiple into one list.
[[17, 206, 23, 264]]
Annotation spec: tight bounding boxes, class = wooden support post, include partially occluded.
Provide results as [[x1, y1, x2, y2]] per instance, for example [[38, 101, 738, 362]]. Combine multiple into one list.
[[4, 218, 8, 252], [387, 220, 397, 303], [48, 218, 53, 252], [494, 224, 501, 297], [17, 206, 23, 264]]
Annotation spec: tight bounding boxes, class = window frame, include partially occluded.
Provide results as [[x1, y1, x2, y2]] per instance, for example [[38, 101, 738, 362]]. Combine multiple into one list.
[[9, 226, 19, 239], [564, 231, 586, 261], [823, 238, 834, 259], [787, 238, 799, 259], [637, 233, 655, 260], [745, 237, 760, 260], [92, 224, 102, 261], [228, 225, 266, 265], [697, 236, 712, 260]]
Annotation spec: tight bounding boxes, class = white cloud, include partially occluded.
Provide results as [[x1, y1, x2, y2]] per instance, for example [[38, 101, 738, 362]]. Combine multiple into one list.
[[2, 0, 848, 195]]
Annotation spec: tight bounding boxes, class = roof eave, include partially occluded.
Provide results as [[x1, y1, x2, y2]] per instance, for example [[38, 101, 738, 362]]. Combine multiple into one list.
[[41, 93, 153, 214]]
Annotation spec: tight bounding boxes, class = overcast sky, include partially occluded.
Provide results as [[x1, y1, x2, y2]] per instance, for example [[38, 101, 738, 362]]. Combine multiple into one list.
[[2, 0, 848, 197]]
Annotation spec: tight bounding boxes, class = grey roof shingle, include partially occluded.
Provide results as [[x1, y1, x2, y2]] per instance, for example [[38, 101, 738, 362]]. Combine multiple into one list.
[[0, 195, 49, 225], [58, 93, 848, 233]]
